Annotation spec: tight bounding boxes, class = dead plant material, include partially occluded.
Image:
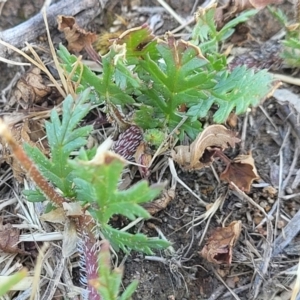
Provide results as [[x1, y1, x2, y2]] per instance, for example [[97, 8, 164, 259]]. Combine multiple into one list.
[[5, 67, 52, 110], [0, 218, 30, 255], [0, 119, 66, 206], [220, 152, 259, 193], [40, 207, 67, 224], [215, 0, 283, 29], [134, 142, 152, 178], [200, 220, 242, 265], [0, 119, 47, 182], [57, 15, 100, 62], [172, 125, 240, 170], [143, 186, 175, 215]]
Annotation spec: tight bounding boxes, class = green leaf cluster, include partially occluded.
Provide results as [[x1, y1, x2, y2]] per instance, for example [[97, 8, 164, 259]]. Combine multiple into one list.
[[58, 6, 274, 141], [24, 89, 92, 201], [97, 241, 138, 300], [268, 6, 300, 68], [24, 89, 169, 254], [70, 149, 170, 254]]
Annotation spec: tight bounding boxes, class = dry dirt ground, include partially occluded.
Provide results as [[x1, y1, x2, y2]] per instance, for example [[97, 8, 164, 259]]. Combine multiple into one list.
[[1, 0, 300, 300]]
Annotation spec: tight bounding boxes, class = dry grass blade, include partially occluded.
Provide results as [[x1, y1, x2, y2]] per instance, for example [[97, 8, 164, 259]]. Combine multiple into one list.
[[168, 158, 207, 206], [29, 243, 49, 300], [0, 39, 66, 98], [42, 8, 70, 97], [0, 57, 30, 66], [43, 255, 66, 300], [156, 0, 192, 31]]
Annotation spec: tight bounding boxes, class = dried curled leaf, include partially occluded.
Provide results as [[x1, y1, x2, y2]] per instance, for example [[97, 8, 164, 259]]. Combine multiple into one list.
[[40, 207, 66, 224], [143, 187, 175, 215], [134, 142, 152, 178], [57, 15, 97, 52], [0, 219, 29, 255], [220, 152, 259, 193], [172, 125, 240, 170], [200, 221, 242, 265], [57, 15, 100, 61], [6, 67, 52, 110]]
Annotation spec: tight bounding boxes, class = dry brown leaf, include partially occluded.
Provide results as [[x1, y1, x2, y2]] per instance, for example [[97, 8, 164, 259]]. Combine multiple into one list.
[[200, 220, 242, 265], [40, 207, 67, 224], [6, 67, 52, 110], [63, 202, 84, 217], [220, 152, 259, 193], [143, 187, 175, 215], [172, 125, 240, 170], [134, 142, 152, 178], [0, 219, 30, 255], [57, 15, 100, 61]]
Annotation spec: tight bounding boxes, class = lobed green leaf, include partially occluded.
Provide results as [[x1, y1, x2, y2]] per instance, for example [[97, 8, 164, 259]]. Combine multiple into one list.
[[102, 224, 171, 255]]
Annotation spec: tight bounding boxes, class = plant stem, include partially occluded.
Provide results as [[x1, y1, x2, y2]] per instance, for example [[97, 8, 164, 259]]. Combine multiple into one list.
[[77, 214, 101, 300], [0, 120, 65, 206]]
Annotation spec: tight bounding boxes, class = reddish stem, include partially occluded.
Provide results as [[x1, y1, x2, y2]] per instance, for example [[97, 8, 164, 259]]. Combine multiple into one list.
[[0, 121, 65, 206]]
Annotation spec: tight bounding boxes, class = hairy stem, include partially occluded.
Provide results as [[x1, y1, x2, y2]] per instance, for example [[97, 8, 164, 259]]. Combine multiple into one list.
[[77, 215, 101, 300], [0, 120, 65, 206]]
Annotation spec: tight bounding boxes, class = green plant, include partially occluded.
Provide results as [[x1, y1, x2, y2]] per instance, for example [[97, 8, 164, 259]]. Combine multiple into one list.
[[0, 89, 169, 299], [58, 6, 274, 142], [24, 89, 168, 252], [1, 6, 278, 299], [91, 240, 139, 300], [0, 269, 27, 297], [268, 6, 300, 67]]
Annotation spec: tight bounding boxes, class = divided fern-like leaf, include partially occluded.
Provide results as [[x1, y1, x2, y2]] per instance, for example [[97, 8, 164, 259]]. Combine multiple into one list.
[[58, 7, 275, 143], [70, 149, 170, 254], [24, 89, 92, 199], [102, 225, 170, 255], [188, 66, 274, 123], [132, 35, 215, 138], [58, 44, 137, 106]]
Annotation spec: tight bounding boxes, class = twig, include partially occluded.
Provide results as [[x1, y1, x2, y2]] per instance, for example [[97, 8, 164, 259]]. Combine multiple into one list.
[[259, 104, 278, 131], [212, 267, 241, 300], [281, 192, 300, 200], [272, 207, 300, 257], [273, 73, 300, 86], [0, 0, 108, 59], [274, 136, 284, 243], [156, 0, 192, 31], [240, 109, 249, 151], [282, 141, 300, 190]]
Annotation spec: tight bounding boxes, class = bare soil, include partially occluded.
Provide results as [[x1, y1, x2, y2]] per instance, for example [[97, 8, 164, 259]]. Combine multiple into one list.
[[1, 1, 300, 300]]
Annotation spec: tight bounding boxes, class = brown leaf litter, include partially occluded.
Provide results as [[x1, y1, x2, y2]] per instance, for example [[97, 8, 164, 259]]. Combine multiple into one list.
[[220, 152, 260, 193], [0, 118, 48, 182], [4, 67, 52, 110], [0, 218, 30, 255], [172, 124, 240, 171], [200, 221, 242, 264], [57, 15, 100, 62]]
